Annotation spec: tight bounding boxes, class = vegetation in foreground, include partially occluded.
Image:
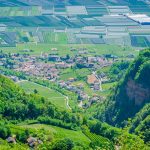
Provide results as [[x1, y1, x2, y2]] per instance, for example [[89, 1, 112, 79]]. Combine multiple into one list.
[[0, 49, 150, 150]]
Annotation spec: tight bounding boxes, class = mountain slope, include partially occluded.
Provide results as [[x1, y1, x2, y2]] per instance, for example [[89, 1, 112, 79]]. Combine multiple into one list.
[[0, 74, 56, 120], [129, 103, 150, 143], [0, 74, 80, 131], [96, 49, 150, 127]]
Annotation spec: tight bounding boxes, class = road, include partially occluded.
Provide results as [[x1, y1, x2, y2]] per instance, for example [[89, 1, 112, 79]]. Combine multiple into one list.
[[93, 71, 102, 91]]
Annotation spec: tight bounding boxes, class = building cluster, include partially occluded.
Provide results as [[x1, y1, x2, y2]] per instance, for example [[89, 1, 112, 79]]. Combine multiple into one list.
[[0, 48, 117, 108]]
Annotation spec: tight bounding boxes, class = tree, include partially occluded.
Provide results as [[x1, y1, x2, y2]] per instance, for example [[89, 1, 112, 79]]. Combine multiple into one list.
[[34, 89, 38, 94], [0, 126, 11, 139], [52, 138, 74, 150]]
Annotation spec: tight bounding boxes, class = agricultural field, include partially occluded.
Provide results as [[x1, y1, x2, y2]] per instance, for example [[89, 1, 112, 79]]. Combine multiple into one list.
[[0, 6, 41, 16], [0, 0, 149, 47], [0, 1, 150, 150], [131, 35, 150, 47], [0, 43, 138, 57], [18, 81, 67, 110], [83, 127, 114, 149], [42, 32, 68, 44], [19, 123, 91, 146], [0, 32, 16, 46]]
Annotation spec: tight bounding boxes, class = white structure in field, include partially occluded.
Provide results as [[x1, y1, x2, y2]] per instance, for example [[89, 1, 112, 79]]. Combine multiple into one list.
[[66, 6, 87, 15], [127, 14, 150, 25], [108, 6, 132, 15]]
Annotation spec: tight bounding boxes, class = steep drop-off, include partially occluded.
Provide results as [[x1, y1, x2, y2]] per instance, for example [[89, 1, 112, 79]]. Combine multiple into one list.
[[97, 49, 150, 127]]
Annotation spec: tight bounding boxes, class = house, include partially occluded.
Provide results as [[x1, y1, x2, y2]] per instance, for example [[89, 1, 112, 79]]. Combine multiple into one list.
[[59, 81, 67, 88], [87, 57, 97, 63], [87, 74, 98, 85], [27, 137, 43, 147], [68, 78, 76, 82], [104, 54, 118, 59], [90, 95, 100, 103], [93, 83, 100, 91], [76, 57, 85, 63], [76, 83, 84, 90], [66, 58, 74, 63], [48, 55, 60, 62], [87, 63, 94, 68], [6, 136, 16, 144], [75, 89, 82, 94], [55, 62, 67, 69], [46, 73, 58, 80], [51, 48, 58, 51], [78, 51, 88, 54], [10, 76, 19, 82], [66, 85, 75, 91], [78, 92, 89, 100], [98, 72, 106, 78]]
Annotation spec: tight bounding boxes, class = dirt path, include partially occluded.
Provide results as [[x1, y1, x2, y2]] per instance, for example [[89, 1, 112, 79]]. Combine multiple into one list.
[[61, 95, 71, 110]]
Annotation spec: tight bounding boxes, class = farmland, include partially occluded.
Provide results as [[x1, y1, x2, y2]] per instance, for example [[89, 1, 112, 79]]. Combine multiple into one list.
[[0, 6, 41, 16], [19, 123, 91, 145], [83, 128, 114, 149], [18, 81, 67, 110], [0, 0, 149, 47], [0, 43, 138, 57], [0, 1, 150, 150], [0, 0, 144, 112]]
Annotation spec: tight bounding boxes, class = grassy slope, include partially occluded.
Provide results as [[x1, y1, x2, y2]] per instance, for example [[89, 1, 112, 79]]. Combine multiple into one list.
[[0, 139, 28, 150], [19, 123, 91, 145], [18, 81, 67, 110]]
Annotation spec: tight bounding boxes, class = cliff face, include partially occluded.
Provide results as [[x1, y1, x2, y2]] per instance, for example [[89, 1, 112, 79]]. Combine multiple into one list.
[[101, 49, 150, 126], [126, 79, 150, 106]]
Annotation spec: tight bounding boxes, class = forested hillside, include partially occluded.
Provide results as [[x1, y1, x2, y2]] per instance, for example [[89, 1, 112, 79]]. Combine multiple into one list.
[[0, 74, 85, 130], [0, 66, 149, 149], [95, 49, 150, 140], [129, 103, 150, 143]]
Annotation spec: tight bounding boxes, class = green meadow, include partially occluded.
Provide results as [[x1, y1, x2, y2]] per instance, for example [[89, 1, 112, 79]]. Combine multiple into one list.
[[18, 81, 67, 110], [1, 43, 138, 57]]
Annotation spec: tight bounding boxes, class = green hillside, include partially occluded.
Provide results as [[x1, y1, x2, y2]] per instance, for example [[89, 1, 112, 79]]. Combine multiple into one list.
[[129, 103, 150, 143], [18, 81, 67, 110], [93, 49, 150, 143], [0, 75, 113, 149], [0, 0, 150, 149]]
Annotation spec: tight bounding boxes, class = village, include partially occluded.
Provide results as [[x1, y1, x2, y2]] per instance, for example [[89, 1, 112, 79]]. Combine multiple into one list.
[[0, 47, 118, 108]]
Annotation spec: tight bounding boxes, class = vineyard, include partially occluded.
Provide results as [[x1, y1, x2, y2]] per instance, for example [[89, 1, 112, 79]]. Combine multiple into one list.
[[82, 127, 114, 150]]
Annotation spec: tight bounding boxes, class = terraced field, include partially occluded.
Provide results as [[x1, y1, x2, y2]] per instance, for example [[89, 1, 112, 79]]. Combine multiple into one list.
[[83, 128, 114, 150]]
